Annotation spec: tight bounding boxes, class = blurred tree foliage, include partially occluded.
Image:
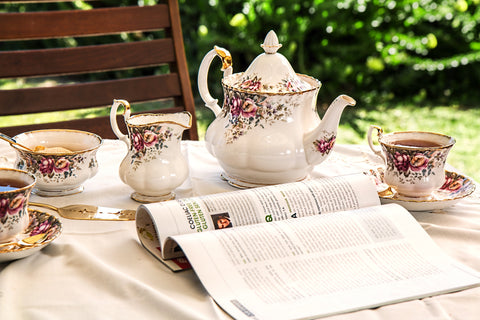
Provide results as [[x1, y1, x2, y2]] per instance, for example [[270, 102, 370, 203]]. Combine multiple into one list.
[[2, 0, 480, 108], [179, 0, 480, 108]]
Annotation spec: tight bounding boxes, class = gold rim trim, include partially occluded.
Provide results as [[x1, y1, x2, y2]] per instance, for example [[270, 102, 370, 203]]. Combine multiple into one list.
[[0, 168, 36, 193], [379, 131, 456, 151], [214, 45, 233, 70], [12, 129, 103, 155], [222, 73, 321, 96], [126, 111, 193, 129]]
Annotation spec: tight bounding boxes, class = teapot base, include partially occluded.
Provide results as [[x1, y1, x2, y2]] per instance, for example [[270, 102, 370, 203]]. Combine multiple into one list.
[[221, 172, 308, 189], [131, 191, 176, 203]]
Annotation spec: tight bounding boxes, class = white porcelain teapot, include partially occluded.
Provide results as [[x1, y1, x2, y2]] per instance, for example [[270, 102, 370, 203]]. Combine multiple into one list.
[[198, 30, 356, 187]]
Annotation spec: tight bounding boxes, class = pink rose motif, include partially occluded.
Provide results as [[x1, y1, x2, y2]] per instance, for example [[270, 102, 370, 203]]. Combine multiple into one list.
[[313, 136, 335, 154], [441, 177, 463, 192], [31, 220, 51, 236], [0, 198, 9, 220], [229, 96, 242, 118], [409, 153, 429, 171], [131, 133, 145, 151], [39, 157, 55, 174], [143, 130, 158, 147], [8, 193, 25, 215], [392, 152, 410, 172], [448, 180, 463, 191], [240, 79, 261, 91], [441, 177, 453, 190], [54, 158, 70, 173], [241, 98, 257, 118]]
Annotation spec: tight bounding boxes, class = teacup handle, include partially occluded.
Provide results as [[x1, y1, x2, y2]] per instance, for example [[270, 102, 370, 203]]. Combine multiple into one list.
[[110, 99, 131, 146], [198, 46, 233, 116], [367, 125, 386, 162]]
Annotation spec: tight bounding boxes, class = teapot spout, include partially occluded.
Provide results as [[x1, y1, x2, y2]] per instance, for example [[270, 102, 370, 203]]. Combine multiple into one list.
[[305, 94, 356, 166]]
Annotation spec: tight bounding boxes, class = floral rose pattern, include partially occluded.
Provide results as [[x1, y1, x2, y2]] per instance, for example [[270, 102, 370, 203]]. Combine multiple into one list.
[[440, 171, 473, 196], [231, 74, 311, 93], [127, 124, 176, 170], [239, 75, 262, 91], [312, 133, 336, 155], [39, 158, 55, 174], [16, 150, 90, 184], [363, 167, 474, 201], [220, 74, 316, 143], [223, 89, 300, 143], [383, 145, 449, 184], [0, 191, 29, 231], [0, 210, 62, 252], [221, 89, 294, 143]]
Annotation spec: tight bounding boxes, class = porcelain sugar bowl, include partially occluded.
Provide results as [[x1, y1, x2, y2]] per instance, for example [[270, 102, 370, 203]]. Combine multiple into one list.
[[198, 30, 356, 187], [11, 129, 102, 196]]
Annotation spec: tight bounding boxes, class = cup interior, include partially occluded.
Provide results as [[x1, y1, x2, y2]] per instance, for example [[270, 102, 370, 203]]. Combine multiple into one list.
[[379, 131, 455, 150], [0, 168, 36, 192], [13, 129, 102, 154], [127, 112, 192, 129]]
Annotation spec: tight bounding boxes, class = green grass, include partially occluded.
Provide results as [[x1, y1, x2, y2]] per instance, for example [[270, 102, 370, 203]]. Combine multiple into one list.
[[2, 103, 479, 182]]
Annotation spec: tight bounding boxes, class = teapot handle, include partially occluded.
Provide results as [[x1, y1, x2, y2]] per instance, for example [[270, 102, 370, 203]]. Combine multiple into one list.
[[110, 99, 131, 147], [198, 46, 233, 116], [367, 125, 386, 162]]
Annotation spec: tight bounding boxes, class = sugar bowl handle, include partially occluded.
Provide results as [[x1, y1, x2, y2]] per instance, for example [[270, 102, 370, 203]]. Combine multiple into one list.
[[110, 99, 131, 147]]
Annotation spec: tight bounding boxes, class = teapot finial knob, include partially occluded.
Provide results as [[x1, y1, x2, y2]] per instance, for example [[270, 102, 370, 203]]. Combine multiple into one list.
[[261, 30, 282, 54]]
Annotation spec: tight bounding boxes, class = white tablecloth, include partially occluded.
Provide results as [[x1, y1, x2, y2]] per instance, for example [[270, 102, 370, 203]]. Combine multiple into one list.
[[0, 139, 479, 320]]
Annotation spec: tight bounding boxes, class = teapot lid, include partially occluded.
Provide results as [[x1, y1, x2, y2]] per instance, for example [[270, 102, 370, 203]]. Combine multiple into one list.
[[225, 30, 314, 93]]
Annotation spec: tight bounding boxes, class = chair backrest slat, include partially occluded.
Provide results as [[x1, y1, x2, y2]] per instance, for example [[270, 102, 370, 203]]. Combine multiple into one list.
[[0, 1, 198, 140], [0, 74, 181, 115], [0, 39, 175, 78], [0, 5, 170, 40]]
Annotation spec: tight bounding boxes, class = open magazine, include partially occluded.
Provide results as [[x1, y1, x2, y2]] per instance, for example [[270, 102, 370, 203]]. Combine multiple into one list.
[[135, 174, 480, 320]]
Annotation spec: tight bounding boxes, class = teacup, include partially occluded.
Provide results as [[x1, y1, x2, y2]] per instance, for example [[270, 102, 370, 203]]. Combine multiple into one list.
[[367, 125, 455, 198], [11, 129, 102, 197], [0, 168, 36, 243]]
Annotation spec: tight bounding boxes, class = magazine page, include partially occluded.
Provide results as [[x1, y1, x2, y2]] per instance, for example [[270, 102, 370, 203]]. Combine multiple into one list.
[[136, 173, 380, 268], [170, 204, 480, 320]]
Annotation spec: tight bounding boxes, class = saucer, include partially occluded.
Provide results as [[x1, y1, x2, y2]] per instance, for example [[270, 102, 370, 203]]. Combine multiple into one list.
[[0, 209, 62, 263], [365, 168, 476, 211]]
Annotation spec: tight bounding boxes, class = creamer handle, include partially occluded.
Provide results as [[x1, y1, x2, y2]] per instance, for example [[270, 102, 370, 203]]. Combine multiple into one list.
[[367, 125, 386, 162], [198, 46, 233, 116], [110, 99, 131, 147]]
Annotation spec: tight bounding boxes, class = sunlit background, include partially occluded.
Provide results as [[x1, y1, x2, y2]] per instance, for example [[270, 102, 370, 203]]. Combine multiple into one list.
[[1, 0, 479, 180]]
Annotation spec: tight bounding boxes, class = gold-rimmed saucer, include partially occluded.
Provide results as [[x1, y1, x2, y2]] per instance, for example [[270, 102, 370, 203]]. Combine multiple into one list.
[[366, 168, 476, 211], [0, 209, 62, 262]]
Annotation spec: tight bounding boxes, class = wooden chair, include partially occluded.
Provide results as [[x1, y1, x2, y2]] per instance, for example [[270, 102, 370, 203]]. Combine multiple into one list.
[[0, 0, 199, 140]]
